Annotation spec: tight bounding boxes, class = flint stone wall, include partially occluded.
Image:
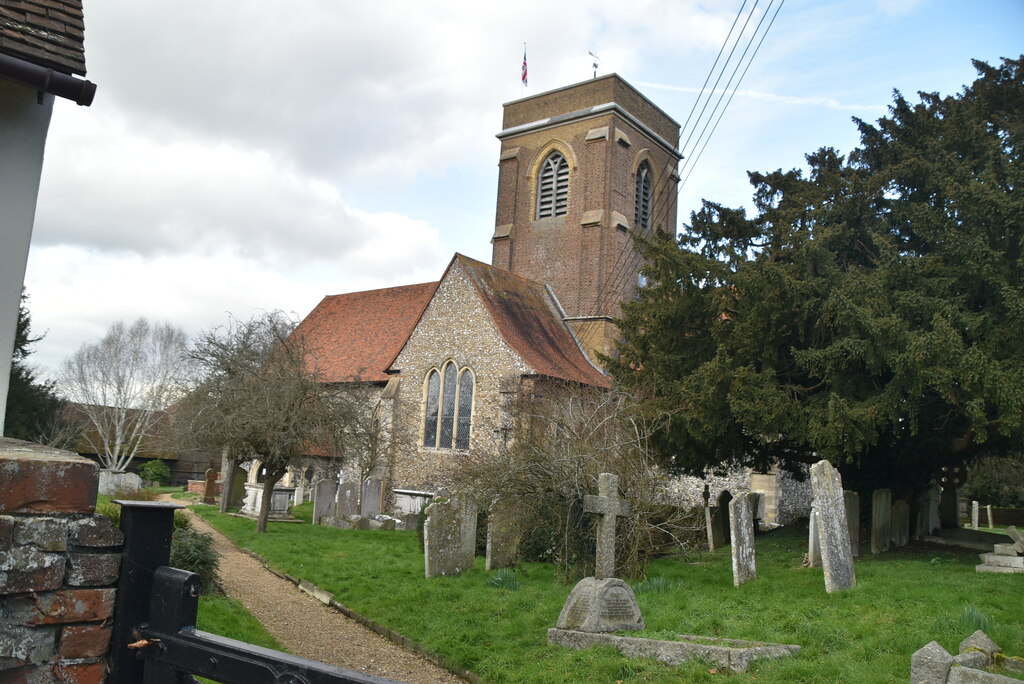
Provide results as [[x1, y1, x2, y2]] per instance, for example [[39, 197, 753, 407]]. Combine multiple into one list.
[[665, 465, 811, 526]]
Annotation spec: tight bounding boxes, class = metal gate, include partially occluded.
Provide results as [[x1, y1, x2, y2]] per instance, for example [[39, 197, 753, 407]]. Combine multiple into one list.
[[109, 500, 403, 684]]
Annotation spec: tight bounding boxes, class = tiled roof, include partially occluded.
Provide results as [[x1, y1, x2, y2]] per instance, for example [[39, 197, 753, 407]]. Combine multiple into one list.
[[455, 254, 610, 387], [0, 0, 86, 75], [293, 282, 438, 383]]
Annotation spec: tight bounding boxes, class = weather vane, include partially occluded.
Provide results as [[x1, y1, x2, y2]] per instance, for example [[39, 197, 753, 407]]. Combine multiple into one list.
[[589, 51, 600, 79]]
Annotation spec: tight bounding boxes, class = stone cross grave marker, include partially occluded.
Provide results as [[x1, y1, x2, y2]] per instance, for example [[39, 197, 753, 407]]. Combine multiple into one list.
[[809, 460, 856, 593], [583, 472, 631, 579], [202, 468, 219, 504], [729, 493, 757, 587]]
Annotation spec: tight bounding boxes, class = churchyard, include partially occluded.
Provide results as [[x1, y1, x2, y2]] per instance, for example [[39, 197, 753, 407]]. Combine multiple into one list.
[[188, 500, 1023, 683]]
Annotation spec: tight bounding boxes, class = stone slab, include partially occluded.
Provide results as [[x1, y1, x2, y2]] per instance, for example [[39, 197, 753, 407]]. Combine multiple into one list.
[[844, 491, 859, 557], [993, 544, 1020, 556], [423, 495, 477, 577], [871, 489, 892, 554], [892, 500, 910, 547], [729, 493, 757, 587], [979, 553, 1024, 568], [809, 461, 856, 592], [337, 481, 359, 517], [911, 641, 953, 684], [975, 564, 1024, 574], [1007, 526, 1024, 554], [547, 629, 799, 672], [555, 577, 644, 633]]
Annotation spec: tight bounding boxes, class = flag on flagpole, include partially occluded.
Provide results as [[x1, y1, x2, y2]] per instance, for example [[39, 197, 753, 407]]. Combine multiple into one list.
[[521, 48, 528, 87]]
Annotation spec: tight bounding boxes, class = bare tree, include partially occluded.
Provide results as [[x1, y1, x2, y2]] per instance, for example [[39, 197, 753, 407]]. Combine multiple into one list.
[[173, 312, 326, 533], [57, 318, 189, 471], [453, 382, 701, 578]]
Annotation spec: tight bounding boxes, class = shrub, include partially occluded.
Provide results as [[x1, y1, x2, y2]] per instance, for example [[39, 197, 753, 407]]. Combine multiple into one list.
[[138, 459, 171, 486], [170, 528, 221, 593]]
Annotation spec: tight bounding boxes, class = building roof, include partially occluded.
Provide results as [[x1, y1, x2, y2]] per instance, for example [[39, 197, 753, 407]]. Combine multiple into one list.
[[0, 0, 87, 75], [293, 282, 437, 383], [454, 254, 610, 387]]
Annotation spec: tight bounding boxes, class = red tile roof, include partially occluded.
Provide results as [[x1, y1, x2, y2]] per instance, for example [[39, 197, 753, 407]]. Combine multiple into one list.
[[293, 282, 437, 383], [454, 254, 610, 387], [0, 0, 87, 75]]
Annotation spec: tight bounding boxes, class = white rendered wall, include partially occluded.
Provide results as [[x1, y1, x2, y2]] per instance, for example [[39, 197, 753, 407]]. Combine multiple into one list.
[[0, 80, 54, 435]]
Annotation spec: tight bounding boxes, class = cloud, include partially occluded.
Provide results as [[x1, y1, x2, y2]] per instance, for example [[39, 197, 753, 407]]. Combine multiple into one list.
[[636, 81, 886, 112]]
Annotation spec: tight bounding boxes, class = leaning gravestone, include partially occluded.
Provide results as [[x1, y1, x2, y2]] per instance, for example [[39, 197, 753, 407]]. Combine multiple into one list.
[[729, 493, 757, 587], [485, 497, 523, 570], [705, 505, 726, 551], [809, 460, 855, 593], [361, 477, 382, 517], [337, 481, 359, 517], [844, 490, 859, 557], [553, 473, 644, 633], [202, 468, 219, 505], [312, 479, 338, 525], [891, 500, 910, 547], [871, 488, 892, 554], [423, 494, 477, 577]]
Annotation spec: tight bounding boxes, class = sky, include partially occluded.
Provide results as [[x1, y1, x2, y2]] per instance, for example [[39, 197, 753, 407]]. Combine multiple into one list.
[[21, 0, 1024, 377]]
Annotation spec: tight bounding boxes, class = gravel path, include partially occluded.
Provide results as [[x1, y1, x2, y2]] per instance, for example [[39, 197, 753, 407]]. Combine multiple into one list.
[[170, 500, 464, 684]]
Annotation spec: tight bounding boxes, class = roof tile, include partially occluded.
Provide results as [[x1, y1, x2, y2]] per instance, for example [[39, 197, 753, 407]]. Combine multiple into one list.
[[0, 0, 86, 75]]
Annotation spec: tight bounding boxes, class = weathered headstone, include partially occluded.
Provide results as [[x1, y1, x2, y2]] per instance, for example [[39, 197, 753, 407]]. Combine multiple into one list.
[[705, 505, 726, 551], [844, 490, 859, 557], [337, 481, 359, 517], [226, 464, 247, 509], [807, 508, 821, 568], [729, 493, 757, 586], [202, 468, 219, 505], [423, 495, 478, 577], [891, 500, 910, 547], [583, 473, 631, 579], [293, 478, 305, 506], [871, 488, 892, 554], [485, 497, 523, 570], [312, 479, 338, 525], [971, 500, 979, 530], [809, 460, 856, 592], [400, 512, 420, 531], [986, 505, 993, 529], [1007, 526, 1024, 554], [360, 477, 382, 517], [554, 577, 644, 633]]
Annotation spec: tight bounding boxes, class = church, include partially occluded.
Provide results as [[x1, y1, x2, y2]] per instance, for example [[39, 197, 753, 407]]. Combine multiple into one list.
[[282, 74, 808, 524]]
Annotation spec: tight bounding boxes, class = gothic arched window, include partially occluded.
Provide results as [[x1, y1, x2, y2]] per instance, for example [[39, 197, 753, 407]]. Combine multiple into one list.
[[423, 362, 475, 449], [536, 151, 569, 218], [634, 161, 653, 231]]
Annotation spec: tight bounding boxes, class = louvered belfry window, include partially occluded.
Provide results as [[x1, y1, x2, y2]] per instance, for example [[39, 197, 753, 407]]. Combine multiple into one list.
[[423, 362, 475, 450], [635, 161, 652, 231], [537, 152, 569, 218]]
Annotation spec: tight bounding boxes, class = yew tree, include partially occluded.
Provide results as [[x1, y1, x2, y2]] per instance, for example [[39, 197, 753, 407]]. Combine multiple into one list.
[[609, 57, 1024, 493]]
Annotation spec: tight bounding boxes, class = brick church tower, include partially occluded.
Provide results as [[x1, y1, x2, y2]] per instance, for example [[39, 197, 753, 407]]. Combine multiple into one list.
[[490, 75, 681, 361]]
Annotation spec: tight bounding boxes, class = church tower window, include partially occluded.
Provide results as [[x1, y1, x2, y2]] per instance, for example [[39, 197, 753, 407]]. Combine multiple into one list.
[[536, 151, 569, 218], [423, 362, 475, 449], [635, 161, 652, 231]]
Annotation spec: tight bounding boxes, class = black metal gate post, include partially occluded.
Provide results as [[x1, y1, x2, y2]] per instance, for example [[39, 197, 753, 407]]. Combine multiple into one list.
[[109, 499, 183, 684]]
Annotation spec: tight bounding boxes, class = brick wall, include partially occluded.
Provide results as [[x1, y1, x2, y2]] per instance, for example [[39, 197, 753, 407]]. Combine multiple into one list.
[[1, 438, 122, 684]]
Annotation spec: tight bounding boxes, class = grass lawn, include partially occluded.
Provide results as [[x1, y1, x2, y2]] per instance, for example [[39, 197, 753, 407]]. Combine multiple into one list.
[[189, 505, 1024, 683]]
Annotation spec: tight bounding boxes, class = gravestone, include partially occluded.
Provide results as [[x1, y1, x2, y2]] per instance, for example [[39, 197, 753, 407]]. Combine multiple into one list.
[[705, 506, 726, 551], [729, 493, 757, 587], [554, 577, 644, 633], [241, 483, 296, 519], [939, 486, 958, 529], [554, 472, 644, 633], [293, 478, 305, 507], [914, 484, 941, 539], [337, 481, 359, 517], [423, 495, 477, 577], [971, 500, 979, 530], [807, 508, 821, 568], [583, 473, 631, 579], [871, 488, 892, 554], [891, 500, 910, 547], [400, 512, 420, 531], [485, 497, 523, 570], [226, 465, 247, 509], [986, 505, 993, 529], [312, 479, 338, 525], [809, 460, 856, 592], [844, 490, 859, 557], [202, 468, 219, 504], [360, 477, 382, 517]]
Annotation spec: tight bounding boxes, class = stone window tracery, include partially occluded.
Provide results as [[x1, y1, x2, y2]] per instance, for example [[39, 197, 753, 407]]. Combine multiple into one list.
[[423, 362, 474, 449], [635, 160, 652, 231]]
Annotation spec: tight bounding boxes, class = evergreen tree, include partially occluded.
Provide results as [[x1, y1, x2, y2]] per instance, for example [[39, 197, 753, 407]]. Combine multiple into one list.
[[609, 57, 1024, 493], [4, 292, 63, 441]]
